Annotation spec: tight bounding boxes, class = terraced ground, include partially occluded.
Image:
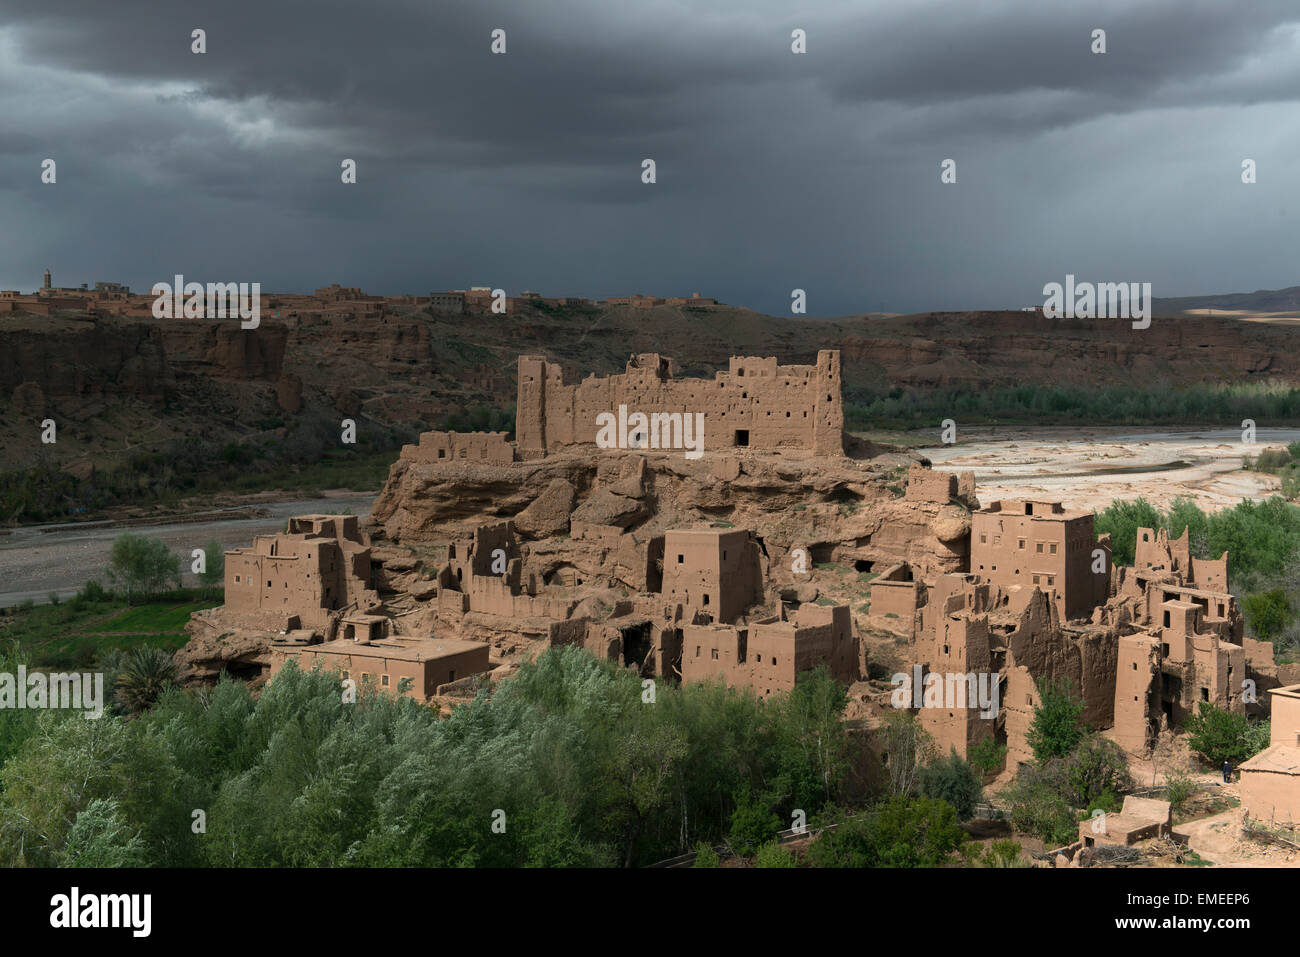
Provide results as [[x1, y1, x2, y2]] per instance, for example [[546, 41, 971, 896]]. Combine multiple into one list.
[[0, 595, 221, 669]]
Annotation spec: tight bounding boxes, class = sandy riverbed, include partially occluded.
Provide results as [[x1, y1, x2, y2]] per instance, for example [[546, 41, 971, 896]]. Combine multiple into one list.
[[918, 426, 1298, 513]]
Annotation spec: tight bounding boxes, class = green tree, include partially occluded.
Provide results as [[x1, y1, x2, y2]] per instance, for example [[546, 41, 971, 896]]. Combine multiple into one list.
[[1184, 702, 1271, 767], [880, 710, 937, 797], [754, 842, 798, 868], [1242, 589, 1290, 640], [1094, 498, 1162, 565], [807, 797, 967, 868], [1026, 678, 1085, 762], [769, 664, 851, 808], [199, 538, 225, 587], [1005, 762, 1077, 847], [727, 786, 782, 855], [917, 749, 983, 821], [106, 533, 181, 602], [968, 735, 1007, 776], [1063, 734, 1132, 807], [61, 798, 150, 867]]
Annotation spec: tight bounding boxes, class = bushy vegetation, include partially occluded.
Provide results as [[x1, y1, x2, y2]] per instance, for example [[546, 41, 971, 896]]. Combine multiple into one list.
[[753, 842, 798, 868], [1094, 494, 1300, 581], [1183, 702, 1271, 768], [0, 425, 404, 524], [917, 750, 983, 821], [0, 649, 855, 867], [844, 381, 1300, 432], [806, 797, 968, 868], [977, 839, 1030, 868], [1025, 678, 1085, 762], [107, 534, 181, 602], [1007, 685, 1132, 846], [1247, 442, 1300, 499], [440, 403, 515, 438]]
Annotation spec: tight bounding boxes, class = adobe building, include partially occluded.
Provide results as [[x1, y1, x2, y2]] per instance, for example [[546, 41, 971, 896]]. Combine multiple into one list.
[[970, 500, 1111, 621], [1239, 684, 1300, 824], [661, 528, 763, 624], [399, 430, 513, 465], [516, 351, 844, 458], [224, 514, 379, 632], [419, 516, 859, 697], [868, 562, 922, 623], [1110, 525, 1263, 753], [1079, 796, 1174, 848], [269, 631, 491, 704], [681, 602, 856, 698]]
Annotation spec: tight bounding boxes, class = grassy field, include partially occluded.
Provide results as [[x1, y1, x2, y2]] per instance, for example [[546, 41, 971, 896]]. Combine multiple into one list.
[[0, 590, 219, 669]]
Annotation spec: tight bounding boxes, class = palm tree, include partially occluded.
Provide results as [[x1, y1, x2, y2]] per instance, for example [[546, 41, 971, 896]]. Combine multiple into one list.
[[114, 647, 178, 714]]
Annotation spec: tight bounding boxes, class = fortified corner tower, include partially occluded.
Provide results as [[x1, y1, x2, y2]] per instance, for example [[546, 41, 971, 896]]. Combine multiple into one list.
[[812, 349, 844, 456], [516, 355, 549, 457]]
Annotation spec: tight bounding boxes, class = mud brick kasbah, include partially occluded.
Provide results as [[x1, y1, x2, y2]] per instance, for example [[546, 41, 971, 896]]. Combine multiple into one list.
[[179, 350, 1296, 825]]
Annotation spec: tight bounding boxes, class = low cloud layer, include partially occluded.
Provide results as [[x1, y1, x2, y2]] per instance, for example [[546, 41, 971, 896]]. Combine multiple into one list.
[[2, 0, 1297, 314]]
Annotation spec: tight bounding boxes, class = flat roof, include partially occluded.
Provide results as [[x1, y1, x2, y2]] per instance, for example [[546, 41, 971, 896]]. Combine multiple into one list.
[[307, 637, 488, 662], [1239, 745, 1300, 775], [665, 527, 747, 539]]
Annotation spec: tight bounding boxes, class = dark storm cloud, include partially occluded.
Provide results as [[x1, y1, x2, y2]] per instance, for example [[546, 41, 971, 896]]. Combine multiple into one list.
[[1, 0, 1298, 314]]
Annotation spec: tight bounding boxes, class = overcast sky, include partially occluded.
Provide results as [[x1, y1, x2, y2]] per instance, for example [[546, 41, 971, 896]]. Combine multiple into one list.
[[1, 0, 1298, 315]]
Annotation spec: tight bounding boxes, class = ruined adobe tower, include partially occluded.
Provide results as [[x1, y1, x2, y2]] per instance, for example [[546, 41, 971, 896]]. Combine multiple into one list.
[[516, 350, 844, 458]]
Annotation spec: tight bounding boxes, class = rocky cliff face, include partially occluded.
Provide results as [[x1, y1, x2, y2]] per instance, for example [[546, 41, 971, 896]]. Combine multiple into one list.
[[0, 319, 174, 404], [369, 445, 973, 582], [5, 303, 1297, 497]]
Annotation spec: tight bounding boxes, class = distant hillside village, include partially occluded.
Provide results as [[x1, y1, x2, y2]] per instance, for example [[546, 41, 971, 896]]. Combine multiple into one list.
[[0, 271, 721, 318]]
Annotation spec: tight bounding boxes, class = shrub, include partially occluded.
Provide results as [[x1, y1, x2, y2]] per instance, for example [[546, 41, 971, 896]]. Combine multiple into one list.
[[754, 842, 798, 868], [917, 749, 983, 821], [691, 843, 720, 868], [1184, 702, 1271, 767], [727, 787, 782, 856], [1026, 678, 1085, 762], [1253, 448, 1293, 473], [806, 798, 967, 868], [1064, 734, 1132, 807], [1243, 589, 1291, 640], [978, 839, 1029, 868], [1162, 771, 1197, 818], [79, 580, 110, 603], [1006, 764, 1077, 847], [968, 736, 1007, 776]]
